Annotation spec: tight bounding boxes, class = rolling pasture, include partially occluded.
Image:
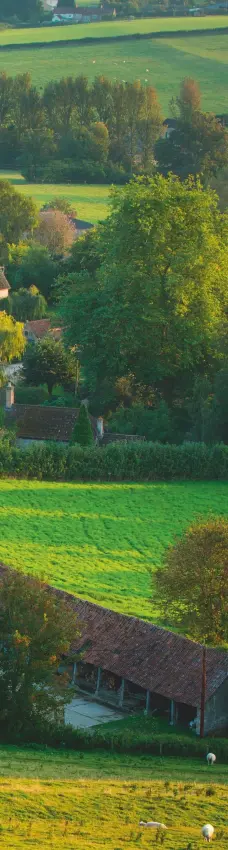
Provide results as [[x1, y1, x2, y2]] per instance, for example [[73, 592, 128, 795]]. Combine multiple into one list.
[[1, 16, 228, 45], [0, 479, 227, 622], [0, 171, 110, 222], [0, 771, 227, 850], [0, 33, 227, 111]]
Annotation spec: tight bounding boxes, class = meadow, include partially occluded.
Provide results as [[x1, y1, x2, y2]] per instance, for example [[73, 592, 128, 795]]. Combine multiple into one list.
[[1, 16, 228, 44], [0, 33, 227, 111], [0, 769, 227, 850], [0, 171, 110, 222], [0, 479, 227, 622]]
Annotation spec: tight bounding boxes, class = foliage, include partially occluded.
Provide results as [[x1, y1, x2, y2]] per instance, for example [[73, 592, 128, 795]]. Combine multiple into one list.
[[61, 175, 228, 409], [72, 403, 94, 446], [8, 286, 47, 321], [8, 243, 60, 301], [42, 196, 77, 217], [15, 384, 49, 405], [0, 569, 78, 735], [0, 179, 37, 246], [155, 518, 228, 643], [23, 336, 76, 396], [0, 312, 25, 363], [35, 209, 76, 257], [0, 0, 42, 22], [108, 401, 174, 442]]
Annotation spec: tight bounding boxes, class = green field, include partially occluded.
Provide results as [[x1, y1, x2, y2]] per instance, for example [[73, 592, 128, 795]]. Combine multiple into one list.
[[0, 766, 227, 850], [1, 16, 228, 44], [0, 171, 110, 222], [0, 479, 227, 622], [0, 33, 227, 111]]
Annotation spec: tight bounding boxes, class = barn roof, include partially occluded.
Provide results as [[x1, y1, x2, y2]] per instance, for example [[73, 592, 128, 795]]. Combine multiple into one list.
[[6, 405, 97, 442], [56, 593, 228, 708]]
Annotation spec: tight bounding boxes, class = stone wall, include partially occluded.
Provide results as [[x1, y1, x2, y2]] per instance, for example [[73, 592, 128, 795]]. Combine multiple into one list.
[[196, 678, 228, 735]]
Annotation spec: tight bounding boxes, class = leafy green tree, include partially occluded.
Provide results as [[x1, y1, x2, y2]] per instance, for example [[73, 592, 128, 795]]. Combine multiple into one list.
[[72, 403, 94, 445], [11, 244, 59, 301], [137, 86, 163, 171], [0, 569, 78, 735], [23, 336, 76, 397], [42, 197, 77, 218], [0, 180, 37, 244], [8, 286, 47, 322], [0, 312, 25, 363], [1, 0, 42, 22], [61, 175, 228, 408], [19, 128, 56, 182], [154, 518, 228, 644]]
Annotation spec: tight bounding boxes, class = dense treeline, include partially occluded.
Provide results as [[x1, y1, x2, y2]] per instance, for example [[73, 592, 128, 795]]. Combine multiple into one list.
[[0, 70, 163, 182]]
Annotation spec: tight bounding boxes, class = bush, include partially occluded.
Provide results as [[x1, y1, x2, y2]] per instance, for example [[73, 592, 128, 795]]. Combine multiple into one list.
[[0, 440, 228, 481], [15, 385, 49, 405]]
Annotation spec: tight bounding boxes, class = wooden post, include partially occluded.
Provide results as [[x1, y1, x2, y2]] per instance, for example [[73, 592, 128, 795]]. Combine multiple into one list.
[[144, 689, 150, 716], [200, 646, 206, 738], [118, 678, 125, 708], [95, 666, 102, 697], [72, 661, 77, 684]]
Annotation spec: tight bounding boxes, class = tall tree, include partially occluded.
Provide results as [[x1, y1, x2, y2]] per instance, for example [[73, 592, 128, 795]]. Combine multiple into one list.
[[8, 286, 47, 322], [61, 175, 228, 408], [72, 403, 94, 446], [138, 86, 163, 171], [23, 336, 76, 396], [154, 518, 228, 644], [0, 180, 37, 244], [35, 210, 76, 257], [0, 569, 78, 734], [0, 312, 25, 363]]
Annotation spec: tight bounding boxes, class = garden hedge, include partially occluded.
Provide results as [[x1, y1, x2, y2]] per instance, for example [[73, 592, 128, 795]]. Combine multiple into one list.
[[0, 439, 228, 481]]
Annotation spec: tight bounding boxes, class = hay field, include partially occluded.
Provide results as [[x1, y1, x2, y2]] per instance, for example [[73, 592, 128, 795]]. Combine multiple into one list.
[[0, 171, 110, 222], [1, 16, 228, 44], [0, 771, 227, 850], [0, 479, 227, 622], [0, 33, 227, 111]]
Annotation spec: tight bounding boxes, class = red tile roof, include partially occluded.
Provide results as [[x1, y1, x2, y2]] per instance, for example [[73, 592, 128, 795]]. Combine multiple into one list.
[[56, 592, 228, 708], [25, 320, 51, 339], [6, 405, 97, 442]]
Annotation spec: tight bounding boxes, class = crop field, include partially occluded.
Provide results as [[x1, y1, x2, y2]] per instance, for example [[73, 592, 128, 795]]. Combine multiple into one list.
[[0, 768, 227, 850], [1, 16, 228, 45], [0, 479, 227, 622], [0, 33, 227, 111], [0, 171, 110, 222]]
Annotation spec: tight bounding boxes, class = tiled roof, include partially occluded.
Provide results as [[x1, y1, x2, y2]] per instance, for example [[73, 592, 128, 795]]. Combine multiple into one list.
[[6, 405, 97, 442], [25, 319, 51, 339], [56, 593, 228, 708], [0, 267, 10, 291]]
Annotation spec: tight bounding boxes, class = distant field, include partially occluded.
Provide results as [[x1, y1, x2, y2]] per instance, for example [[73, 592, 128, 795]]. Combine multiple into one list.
[[1, 16, 228, 44], [0, 172, 110, 222], [0, 479, 227, 622], [0, 772, 227, 850], [0, 33, 227, 111]]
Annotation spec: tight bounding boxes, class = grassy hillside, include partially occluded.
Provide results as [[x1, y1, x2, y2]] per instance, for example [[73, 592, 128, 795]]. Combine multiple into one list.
[[0, 771, 227, 850], [1, 16, 228, 44], [0, 33, 227, 111], [0, 172, 110, 222], [0, 479, 227, 621]]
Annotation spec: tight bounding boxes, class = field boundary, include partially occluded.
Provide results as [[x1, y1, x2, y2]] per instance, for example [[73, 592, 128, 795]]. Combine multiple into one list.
[[0, 25, 228, 50]]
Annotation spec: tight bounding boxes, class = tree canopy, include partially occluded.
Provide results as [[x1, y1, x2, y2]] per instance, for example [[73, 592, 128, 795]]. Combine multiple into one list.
[[72, 403, 94, 446], [154, 518, 228, 645], [23, 336, 76, 396], [0, 312, 25, 363], [0, 180, 37, 245], [0, 569, 78, 734]]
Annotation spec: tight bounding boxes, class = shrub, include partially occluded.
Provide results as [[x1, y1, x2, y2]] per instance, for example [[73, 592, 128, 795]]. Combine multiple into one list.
[[15, 385, 49, 405]]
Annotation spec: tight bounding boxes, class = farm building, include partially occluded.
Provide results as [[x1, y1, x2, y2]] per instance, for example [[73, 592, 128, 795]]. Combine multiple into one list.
[[4, 384, 142, 446], [0, 267, 10, 301], [55, 592, 228, 735]]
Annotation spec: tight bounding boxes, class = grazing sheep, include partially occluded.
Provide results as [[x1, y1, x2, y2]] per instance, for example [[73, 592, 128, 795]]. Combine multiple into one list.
[[202, 825, 215, 842], [139, 822, 168, 829], [207, 753, 216, 765]]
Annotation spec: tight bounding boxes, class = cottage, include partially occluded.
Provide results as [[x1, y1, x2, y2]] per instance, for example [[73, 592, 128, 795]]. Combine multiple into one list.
[[0, 267, 10, 301], [24, 319, 62, 344]]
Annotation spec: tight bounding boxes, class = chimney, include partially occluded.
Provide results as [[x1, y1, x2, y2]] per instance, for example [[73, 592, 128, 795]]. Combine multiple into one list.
[[97, 416, 104, 439], [5, 382, 15, 410]]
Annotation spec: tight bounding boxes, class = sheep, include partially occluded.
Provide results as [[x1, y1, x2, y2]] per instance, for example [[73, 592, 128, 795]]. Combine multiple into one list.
[[202, 824, 214, 842], [206, 753, 216, 765], [139, 822, 168, 829]]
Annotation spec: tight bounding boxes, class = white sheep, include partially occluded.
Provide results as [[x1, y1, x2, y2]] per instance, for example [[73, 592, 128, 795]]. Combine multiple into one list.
[[139, 821, 168, 829], [206, 753, 216, 765], [202, 825, 214, 842]]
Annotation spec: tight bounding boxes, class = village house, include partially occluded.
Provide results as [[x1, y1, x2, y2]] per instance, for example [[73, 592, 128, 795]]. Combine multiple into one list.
[[45, 588, 228, 735], [4, 383, 142, 446], [24, 319, 62, 344], [0, 267, 10, 301], [52, 4, 116, 22]]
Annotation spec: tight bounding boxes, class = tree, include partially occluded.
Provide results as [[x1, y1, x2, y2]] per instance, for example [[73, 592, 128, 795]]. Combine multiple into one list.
[[35, 210, 76, 257], [8, 286, 47, 322], [0, 180, 37, 244], [154, 518, 228, 644], [10, 243, 59, 301], [19, 127, 56, 182], [72, 403, 94, 446], [174, 77, 201, 122], [0, 312, 25, 363], [61, 175, 228, 408], [138, 86, 163, 171], [0, 569, 78, 734], [42, 197, 77, 218], [23, 336, 76, 396]]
